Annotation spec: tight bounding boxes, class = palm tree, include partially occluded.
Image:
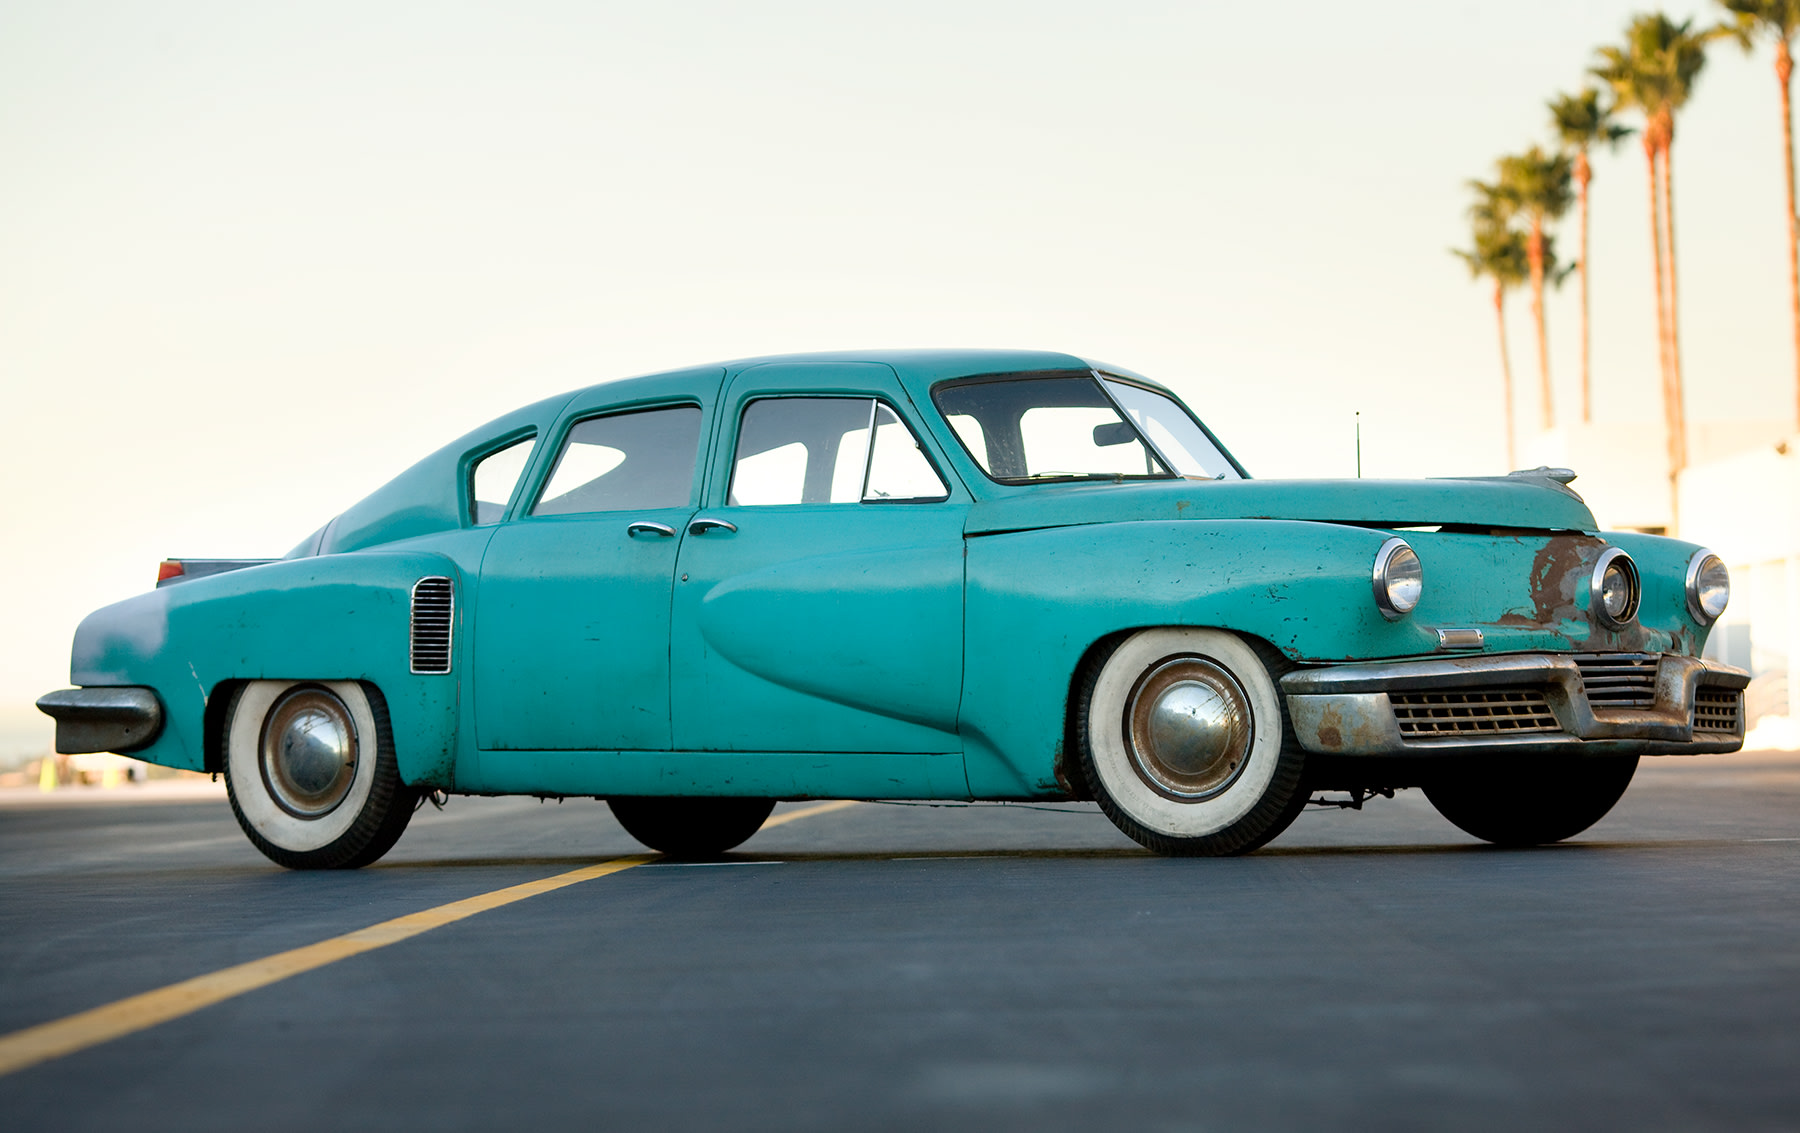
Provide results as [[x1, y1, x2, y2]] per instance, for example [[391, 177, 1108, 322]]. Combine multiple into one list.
[[1549, 89, 1634, 424], [1494, 146, 1575, 431], [1455, 184, 1533, 469], [1594, 15, 1712, 526], [1595, 37, 1673, 429], [1719, 0, 1800, 429]]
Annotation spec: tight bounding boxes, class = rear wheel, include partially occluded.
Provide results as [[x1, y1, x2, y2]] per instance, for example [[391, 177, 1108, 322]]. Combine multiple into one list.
[[1423, 755, 1639, 846], [1076, 628, 1309, 856], [223, 680, 418, 870], [608, 797, 777, 859]]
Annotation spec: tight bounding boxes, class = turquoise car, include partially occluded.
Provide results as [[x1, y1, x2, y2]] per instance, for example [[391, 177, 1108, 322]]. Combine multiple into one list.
[[38, 350, 1745, 867]]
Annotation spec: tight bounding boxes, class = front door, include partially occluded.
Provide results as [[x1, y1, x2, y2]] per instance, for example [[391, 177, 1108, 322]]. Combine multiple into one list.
[[670, 362, 970, 757], [475, 397, 711, 751]]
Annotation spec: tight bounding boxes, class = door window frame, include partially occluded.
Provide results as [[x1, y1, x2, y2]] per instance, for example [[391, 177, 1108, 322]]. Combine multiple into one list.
[[724, 394, 952, 508], [516, 398, 709, 521]]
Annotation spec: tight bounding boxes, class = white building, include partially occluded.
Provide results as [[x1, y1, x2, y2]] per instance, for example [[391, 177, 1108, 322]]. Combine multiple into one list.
[[1678, 435, 1800, 748], [1519, 419, 1799, 749]]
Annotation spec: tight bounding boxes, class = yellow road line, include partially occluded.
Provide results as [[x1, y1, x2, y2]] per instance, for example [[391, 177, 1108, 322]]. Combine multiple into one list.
[[0, 855, 651, 1078], [762, 799, 859, 829], [0, 797, 862, 1079]]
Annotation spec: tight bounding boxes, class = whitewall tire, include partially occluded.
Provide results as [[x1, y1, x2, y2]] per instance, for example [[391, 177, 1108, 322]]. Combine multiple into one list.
[[1077, 628, 1309, 856], [223, 680, 417, 869]]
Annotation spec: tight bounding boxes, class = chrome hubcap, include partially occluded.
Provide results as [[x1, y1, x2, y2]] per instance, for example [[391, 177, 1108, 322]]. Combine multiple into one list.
[[260, 686, 358, 818], [1125, 656, 1253, 800]]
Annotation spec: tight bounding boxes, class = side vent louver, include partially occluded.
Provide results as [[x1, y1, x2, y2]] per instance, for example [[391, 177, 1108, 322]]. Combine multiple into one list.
[[410, 577, 454, 675]]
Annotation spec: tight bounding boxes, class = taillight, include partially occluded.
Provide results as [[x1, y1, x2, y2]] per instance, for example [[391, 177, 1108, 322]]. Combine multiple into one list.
[[157, 560, 185, 584]]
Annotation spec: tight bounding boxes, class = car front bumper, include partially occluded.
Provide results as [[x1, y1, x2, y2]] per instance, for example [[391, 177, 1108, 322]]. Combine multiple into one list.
[[1281, 652, 1749, 757], [36, 687, 165, 755]]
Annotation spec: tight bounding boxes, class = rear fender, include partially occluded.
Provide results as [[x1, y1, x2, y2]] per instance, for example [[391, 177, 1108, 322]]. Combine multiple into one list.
[[69, 553, 462, 786]]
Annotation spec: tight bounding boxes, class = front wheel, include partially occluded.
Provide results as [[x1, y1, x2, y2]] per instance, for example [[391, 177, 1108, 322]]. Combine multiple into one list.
[[223, 680, 418, 870], [1424, 755, 1639, 846], [608, 797, 777, 859], [1076, 628, 1309, 856]]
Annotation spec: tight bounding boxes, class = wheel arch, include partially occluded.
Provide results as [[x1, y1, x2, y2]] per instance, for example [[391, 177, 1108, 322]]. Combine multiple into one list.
[[962, 519, 1402, 800], [1053, 627, 1295, 801]]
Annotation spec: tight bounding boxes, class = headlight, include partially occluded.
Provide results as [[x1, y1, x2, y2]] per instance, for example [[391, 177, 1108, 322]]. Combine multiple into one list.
[[1372, 537, 1422, 620], [1589, 547, 1640, 629], [1685, 549, 1730, 625]]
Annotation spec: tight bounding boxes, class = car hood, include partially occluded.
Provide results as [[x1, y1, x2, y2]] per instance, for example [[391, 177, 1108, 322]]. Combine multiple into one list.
[[963, 475, 1597, 535]]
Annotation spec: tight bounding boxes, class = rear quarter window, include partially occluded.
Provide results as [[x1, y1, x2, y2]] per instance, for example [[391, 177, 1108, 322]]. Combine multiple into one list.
[[469, 435, 537, 524]]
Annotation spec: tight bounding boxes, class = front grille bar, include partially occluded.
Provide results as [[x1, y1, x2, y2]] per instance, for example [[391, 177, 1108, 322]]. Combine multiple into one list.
[[1692, 687, 1743, 734], [1391, 689, 1561, 736], [1573, 652, 1660, 709]]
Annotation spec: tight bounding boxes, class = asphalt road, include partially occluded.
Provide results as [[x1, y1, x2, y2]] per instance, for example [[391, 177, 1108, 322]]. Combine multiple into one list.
[[1, 753, 1797, 1132]]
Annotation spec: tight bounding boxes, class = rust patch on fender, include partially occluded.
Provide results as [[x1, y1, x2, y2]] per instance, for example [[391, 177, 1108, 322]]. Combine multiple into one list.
[[1500, 533, 1658, 651], [1316, 704, 1344, 751], [1525, 535, 1604, 625]]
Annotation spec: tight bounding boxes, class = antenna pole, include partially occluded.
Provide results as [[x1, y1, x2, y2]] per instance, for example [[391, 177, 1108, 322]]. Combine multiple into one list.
[[1355, 412, 1362, 479]]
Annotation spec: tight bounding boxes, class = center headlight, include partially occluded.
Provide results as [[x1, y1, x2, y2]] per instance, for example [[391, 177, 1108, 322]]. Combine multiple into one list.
[[1589, 547, 1640, 630], [1685, 549, 1730, 624], [1372, 537, 1423, 620]]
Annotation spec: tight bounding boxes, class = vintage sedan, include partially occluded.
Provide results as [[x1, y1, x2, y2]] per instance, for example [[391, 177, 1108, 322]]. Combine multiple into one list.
[[39, 350, 1745, 867]]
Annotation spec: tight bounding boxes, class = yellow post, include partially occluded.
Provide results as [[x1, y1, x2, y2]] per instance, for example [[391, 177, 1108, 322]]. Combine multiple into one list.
[[38, 756, 57, 792]]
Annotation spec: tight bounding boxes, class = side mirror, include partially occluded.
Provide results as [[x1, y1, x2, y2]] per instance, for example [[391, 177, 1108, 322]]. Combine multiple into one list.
[[1093, 421, 1137, 447]]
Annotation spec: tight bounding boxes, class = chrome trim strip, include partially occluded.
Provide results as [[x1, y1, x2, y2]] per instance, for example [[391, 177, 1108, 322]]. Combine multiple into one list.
[[857, 398, 881, 500], [1435, 628, 1485, 651]]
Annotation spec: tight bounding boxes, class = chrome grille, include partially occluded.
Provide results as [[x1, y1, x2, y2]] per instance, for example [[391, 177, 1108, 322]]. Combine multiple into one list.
[[1574, 653, 1659, 709], [1692, 686, 1742, 734], [1391, 689, 1561, 737], [410, 576, 454, 675]]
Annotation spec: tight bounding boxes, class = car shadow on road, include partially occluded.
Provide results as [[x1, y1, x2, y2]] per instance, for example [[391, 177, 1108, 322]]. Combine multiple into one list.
[[364, 835, 1782, 872]]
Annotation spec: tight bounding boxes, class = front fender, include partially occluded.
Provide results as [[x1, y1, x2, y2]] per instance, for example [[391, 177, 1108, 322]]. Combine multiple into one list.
[[960, 518, 1715, 798], [69, 552, 462, 786], [961, 519, 1407, 796]]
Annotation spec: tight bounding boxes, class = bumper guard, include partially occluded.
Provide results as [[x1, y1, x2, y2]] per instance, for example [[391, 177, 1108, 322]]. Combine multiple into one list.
[[1280, 653, 1748, 757], [36, 687, 165, 755]]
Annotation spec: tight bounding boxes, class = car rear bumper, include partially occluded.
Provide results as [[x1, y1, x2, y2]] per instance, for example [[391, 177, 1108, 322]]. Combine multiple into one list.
[[36, 687, 165, 755], [1280, 652, 1749, 757]]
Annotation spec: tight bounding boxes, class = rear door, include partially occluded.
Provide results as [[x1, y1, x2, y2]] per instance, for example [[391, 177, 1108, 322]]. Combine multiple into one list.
[[474, 371, 724, 751]]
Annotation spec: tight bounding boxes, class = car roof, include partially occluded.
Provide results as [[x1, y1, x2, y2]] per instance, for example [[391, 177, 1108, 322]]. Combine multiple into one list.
[[310, 350, 1173, 556], [560, 348, 1165, 406]]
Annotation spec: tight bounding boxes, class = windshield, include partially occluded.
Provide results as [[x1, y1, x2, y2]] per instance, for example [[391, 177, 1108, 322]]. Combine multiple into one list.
[[931, 372, 1242, 485], [1099, 378, 1242, 480]]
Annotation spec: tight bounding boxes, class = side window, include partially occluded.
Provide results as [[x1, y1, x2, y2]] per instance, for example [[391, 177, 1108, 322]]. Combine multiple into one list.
[[469, 435, 537, 525], [531, 405, 701, 516], [729, 397, 947, 506]]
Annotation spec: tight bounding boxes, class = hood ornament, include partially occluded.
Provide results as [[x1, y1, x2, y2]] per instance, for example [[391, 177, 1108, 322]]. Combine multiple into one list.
[[1508, 465, 1578, 485]]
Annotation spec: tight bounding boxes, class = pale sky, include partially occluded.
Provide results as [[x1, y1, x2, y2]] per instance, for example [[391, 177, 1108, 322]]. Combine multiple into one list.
[[2, 0, 1793, 759]]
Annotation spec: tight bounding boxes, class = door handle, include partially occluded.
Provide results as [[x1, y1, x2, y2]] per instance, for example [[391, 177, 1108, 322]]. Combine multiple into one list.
[[626, 521, 677, 538], [688, 518, 738, 536]]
